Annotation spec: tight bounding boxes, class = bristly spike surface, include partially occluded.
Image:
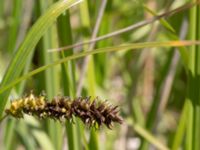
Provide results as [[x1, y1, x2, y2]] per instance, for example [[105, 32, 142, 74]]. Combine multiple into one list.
[[5, 93, 123, 129]]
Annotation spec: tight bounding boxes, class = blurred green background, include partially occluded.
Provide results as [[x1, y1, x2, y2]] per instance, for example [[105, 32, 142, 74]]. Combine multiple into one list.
[[0, 0, 199, 150]]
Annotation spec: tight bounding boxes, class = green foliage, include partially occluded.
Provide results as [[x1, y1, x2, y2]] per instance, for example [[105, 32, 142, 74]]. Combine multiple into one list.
[[0, 0, 200, 150]]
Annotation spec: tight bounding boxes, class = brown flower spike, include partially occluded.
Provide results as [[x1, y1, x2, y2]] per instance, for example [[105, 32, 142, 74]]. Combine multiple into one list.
[[5, 93, 123, 129]]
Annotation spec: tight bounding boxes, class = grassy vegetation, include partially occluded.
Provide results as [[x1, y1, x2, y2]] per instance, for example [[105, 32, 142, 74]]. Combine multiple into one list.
[[0, 0, 200, 149]]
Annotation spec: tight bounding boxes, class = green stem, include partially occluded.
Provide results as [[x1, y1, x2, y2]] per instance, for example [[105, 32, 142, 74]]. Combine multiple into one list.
[[186, 1, 200, 150], [55, 3, 80, 149]]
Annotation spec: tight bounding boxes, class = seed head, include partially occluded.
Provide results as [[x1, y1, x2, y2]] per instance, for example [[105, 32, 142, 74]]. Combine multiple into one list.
[[5, 93, 123, 129]]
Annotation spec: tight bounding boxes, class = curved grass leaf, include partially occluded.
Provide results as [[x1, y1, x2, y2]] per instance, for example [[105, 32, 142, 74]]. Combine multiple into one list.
[[133, 123, 169, 150], [0, 40, 199, 102], [0, 0, 83, 117], [32, 129, 55, 150], [143, 4, 189, 69]]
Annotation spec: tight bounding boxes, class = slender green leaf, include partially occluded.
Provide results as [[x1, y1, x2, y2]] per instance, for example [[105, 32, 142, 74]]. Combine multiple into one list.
[[7, 0, 23, 53], [32, 129, 55, 150], [172, 100, 189, 150], [0, 41, 199, 98], [0, 0, 83, 117], [56, 7, 80, 150], [35, 1, 62, 149], [143, 4, 189, 69], [133, 123, 169, 150], [186, 3, 200, 150]]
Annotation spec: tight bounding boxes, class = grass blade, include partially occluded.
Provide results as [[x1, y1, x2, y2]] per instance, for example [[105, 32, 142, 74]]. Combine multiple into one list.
[[186, 3, 200, 150], [35, 1, 62, 149], [133, 123, 169, 150], [7, 0, 23, 53], [55, 7, 80, 150], [172, 100, 189, 150], [0, 0, 83, 118], [0, 41, 199, 97]]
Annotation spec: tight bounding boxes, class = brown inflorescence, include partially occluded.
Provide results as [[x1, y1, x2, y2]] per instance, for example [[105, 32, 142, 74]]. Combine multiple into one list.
[[5, 93, 123, 129]]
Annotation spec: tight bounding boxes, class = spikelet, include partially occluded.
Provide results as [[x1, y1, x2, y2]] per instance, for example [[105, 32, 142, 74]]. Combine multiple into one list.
[[5, 93, 123, 129]]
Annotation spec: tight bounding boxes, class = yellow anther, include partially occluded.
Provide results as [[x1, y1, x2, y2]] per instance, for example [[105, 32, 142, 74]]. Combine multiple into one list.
[[61, 108, 66, 113]]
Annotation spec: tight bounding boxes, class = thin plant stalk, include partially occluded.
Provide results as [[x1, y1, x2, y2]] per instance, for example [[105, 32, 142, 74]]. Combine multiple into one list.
[[0, 41, 199, 97], [0, 0, 83, 118], [34, 1, 62, 149], [53, 0, 81, 148], [48, 1, 198, 53], [186, 1, 200, 150]]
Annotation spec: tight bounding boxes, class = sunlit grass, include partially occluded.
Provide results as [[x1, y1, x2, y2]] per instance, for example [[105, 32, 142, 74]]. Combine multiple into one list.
[[0, 0, 199, 150]]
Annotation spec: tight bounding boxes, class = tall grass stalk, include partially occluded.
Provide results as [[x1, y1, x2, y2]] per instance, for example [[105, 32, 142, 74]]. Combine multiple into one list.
[[7, 0, 23, 53], [1, 1, 200, 149], [186, 1, 200, 150], [79, 1, 99, 149], [56, 7, 80, 150], [0, 1, 82, 150], [35, 1, 62, 149], [0, 0, 82, 118], [0, 41, 199, 96]]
